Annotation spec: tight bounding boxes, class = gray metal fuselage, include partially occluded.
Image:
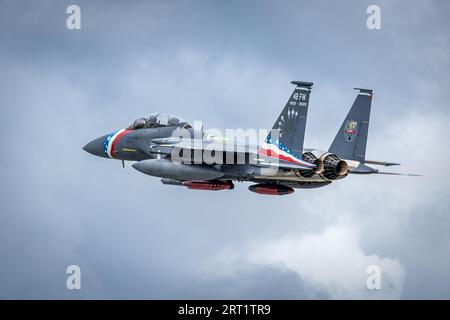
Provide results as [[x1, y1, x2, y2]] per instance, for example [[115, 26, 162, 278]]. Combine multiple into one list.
[[83, 125, 344, 188], [84, 84, 415, 194]]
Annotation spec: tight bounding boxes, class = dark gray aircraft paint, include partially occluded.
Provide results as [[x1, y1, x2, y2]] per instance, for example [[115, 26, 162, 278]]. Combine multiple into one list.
[[84, 81, 418, 195], [329, 88, 373, 163], [267, 81, 313, 158]]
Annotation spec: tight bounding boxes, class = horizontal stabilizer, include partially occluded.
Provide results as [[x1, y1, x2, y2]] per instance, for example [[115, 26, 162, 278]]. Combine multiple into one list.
[[349, 163, 422, 176], [376, 171, 423, 177]]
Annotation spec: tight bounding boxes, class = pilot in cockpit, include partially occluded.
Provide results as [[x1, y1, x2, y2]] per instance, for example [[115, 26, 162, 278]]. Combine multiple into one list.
[[127, 113, 191, 130]]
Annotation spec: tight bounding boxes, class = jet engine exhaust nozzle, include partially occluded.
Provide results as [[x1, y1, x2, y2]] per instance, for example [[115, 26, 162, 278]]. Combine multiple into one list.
[[320, 153, 349, 180], [299, 152, 324, 177]]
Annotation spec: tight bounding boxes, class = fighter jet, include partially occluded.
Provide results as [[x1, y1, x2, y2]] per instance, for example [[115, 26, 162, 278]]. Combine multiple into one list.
[[83, 81, 419, 195]]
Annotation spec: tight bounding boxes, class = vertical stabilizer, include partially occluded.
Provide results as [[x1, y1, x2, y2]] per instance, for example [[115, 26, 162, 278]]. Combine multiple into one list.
[[329, 88, 373, 162]]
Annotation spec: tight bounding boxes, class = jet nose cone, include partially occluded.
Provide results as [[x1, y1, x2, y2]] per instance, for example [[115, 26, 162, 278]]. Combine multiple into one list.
[[83, 136, 106, 158]]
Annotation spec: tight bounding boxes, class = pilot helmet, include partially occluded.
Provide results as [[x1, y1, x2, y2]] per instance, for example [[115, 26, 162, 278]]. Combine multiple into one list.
[[168, 116, 180, 125], [148, 115, 157, 124], [133, 118, 147, 129]]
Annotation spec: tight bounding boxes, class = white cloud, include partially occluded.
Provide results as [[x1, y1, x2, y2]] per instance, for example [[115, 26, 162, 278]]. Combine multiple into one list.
[[202, 109, 450, 299], [1, 0, 450, 299]]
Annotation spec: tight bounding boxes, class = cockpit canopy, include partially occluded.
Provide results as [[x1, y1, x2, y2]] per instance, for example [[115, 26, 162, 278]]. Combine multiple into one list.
[[127, 113, 191, 130]]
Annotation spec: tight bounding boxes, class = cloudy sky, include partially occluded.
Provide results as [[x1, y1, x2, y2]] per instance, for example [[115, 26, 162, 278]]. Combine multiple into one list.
[[1, 0, 449, 299]]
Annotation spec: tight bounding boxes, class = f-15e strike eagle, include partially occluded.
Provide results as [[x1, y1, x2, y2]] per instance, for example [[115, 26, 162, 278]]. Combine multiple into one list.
[[83, 81, 418, 195]]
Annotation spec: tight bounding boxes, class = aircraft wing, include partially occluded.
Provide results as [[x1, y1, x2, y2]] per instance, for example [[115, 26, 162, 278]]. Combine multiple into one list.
[[350, 163, 422, 176], [149, 137, 316, 171], [252, 155, 317, 170]]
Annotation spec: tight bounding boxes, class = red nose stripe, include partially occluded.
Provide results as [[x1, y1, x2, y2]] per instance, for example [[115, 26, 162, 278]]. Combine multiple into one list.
[[110, 130, 132, 157]]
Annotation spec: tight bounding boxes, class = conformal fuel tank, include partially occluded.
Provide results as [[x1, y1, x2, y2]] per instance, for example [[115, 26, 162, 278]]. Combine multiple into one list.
[[132, 159, 224, 180]]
